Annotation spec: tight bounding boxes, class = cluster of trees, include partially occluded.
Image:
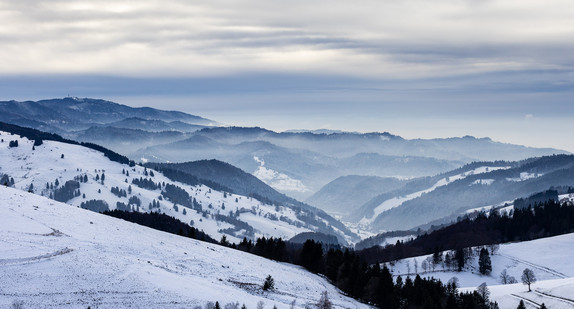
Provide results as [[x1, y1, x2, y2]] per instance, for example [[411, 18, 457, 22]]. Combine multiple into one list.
[[132, 177, 161, 190], [95, 173, 105, 184], [162, 184, 194, 209], [215, 214, 255, 239], [80, 199, 109, 212], [360, 199, 574, 264], [74, 174, 89, 183], [110, 186, 128, 198], [116, 196, 142, 211], [1, 174, 15, 186], [148, 199, 161, 210], [52, 180, 81, 202], [236, 237, 289, 261], [8, 140, 18, 147], [116, 201, 132, 211]]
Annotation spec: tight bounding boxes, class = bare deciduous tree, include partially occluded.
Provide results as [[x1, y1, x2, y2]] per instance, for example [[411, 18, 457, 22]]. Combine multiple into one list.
[[521, 268, 536, 292]]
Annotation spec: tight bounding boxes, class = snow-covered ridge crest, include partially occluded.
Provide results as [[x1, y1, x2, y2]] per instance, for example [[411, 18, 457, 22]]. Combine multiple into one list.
[[0, 131, 335, 243], [361, 166, 510, 224], [0, 185, 367, 308]]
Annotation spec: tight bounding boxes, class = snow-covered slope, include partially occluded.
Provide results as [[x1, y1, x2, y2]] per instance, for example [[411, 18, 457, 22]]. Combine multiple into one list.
[[0, 186, 367, 308], [353, 155, 574, 232], [360, 166, 510, 225], [0, 131, 347, 244], [386, 233, 574, 308]]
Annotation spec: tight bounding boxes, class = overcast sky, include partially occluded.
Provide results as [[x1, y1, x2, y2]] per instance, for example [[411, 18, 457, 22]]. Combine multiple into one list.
[[1, 0, 573, 151]]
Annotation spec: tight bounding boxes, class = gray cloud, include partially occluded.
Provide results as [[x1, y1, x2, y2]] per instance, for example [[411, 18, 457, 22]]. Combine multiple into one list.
[[1, 0, 573, 78], [1, 0, 573, 152]]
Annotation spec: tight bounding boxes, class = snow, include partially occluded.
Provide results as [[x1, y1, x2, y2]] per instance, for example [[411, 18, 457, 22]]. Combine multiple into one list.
[[0, 186, 368, 309], [379, 236, 414, 247], [506, 172, 542, 182], [559, 193, 574, 204], [362, 166, 511, 223], [464, 200, 514, 215], [253, 156, 310, 193], [0, 132, 322, 244], [472, 179, 495, 186], [386, 233, 574, 309]]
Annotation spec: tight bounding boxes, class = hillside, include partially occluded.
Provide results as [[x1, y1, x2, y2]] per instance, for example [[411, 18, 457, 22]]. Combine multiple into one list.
[[306, 175, 407, 217], [0, 129, 357, 244], [351, 157, 574, 232], [0, 186, 367, 309], [146, 160, 357, 243], [386, 233, 574, 309]]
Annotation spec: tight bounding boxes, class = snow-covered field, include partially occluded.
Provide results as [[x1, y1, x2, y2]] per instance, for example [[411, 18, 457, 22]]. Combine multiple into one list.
[[386, 234, 574, 308], [0, 186, 368, 309], [0, 132, 332, 243]]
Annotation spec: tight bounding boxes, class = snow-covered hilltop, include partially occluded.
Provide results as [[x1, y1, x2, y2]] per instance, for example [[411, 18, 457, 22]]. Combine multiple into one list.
[[0, 186, 367, 308], [0, 131, 350, 244]]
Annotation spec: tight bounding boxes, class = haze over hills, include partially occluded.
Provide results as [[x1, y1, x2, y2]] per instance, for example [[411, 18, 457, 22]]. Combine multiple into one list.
[[1, 99, 568, 202], [306, 175, 408, 217], [134, 127, 567, 200], [0, 126, 358, 244], [350, 155, 574, 232], [0, 98, 570, 223]]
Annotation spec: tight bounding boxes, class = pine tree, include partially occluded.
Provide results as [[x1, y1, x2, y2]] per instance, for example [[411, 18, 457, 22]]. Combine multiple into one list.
[[516, 300, 526, 309], [263, 275, 274, 291], [455, 248, 465, 271], [479, 248, 492, 275]]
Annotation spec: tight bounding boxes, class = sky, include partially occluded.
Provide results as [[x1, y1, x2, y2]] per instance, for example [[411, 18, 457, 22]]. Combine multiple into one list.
[[0, 0, 573, 152]]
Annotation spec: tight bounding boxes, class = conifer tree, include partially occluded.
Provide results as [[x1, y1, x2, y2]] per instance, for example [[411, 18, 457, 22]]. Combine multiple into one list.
[[516, 300, 526, 309], [478, 248, 492, 275], [263, 275, 275, 291]]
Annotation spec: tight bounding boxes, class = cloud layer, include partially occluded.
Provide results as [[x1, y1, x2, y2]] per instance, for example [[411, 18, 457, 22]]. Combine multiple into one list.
[[1, 0, 573, 79]]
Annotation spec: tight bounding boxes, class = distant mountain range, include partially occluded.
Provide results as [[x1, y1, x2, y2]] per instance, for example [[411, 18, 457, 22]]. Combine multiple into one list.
[[0, 97, 215, 132], [133, 126, 567, 200], [0, 98, 570, 234]]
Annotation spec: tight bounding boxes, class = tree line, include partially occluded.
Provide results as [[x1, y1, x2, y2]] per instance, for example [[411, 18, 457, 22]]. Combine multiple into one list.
[[359, 199, 574, 264]]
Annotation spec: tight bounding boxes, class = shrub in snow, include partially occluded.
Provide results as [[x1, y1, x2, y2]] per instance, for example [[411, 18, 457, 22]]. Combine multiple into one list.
[[316, 291, 332, 309]]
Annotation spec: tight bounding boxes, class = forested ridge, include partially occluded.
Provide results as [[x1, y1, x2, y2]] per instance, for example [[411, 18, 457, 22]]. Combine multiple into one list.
[[359, 198, 574, 264]]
